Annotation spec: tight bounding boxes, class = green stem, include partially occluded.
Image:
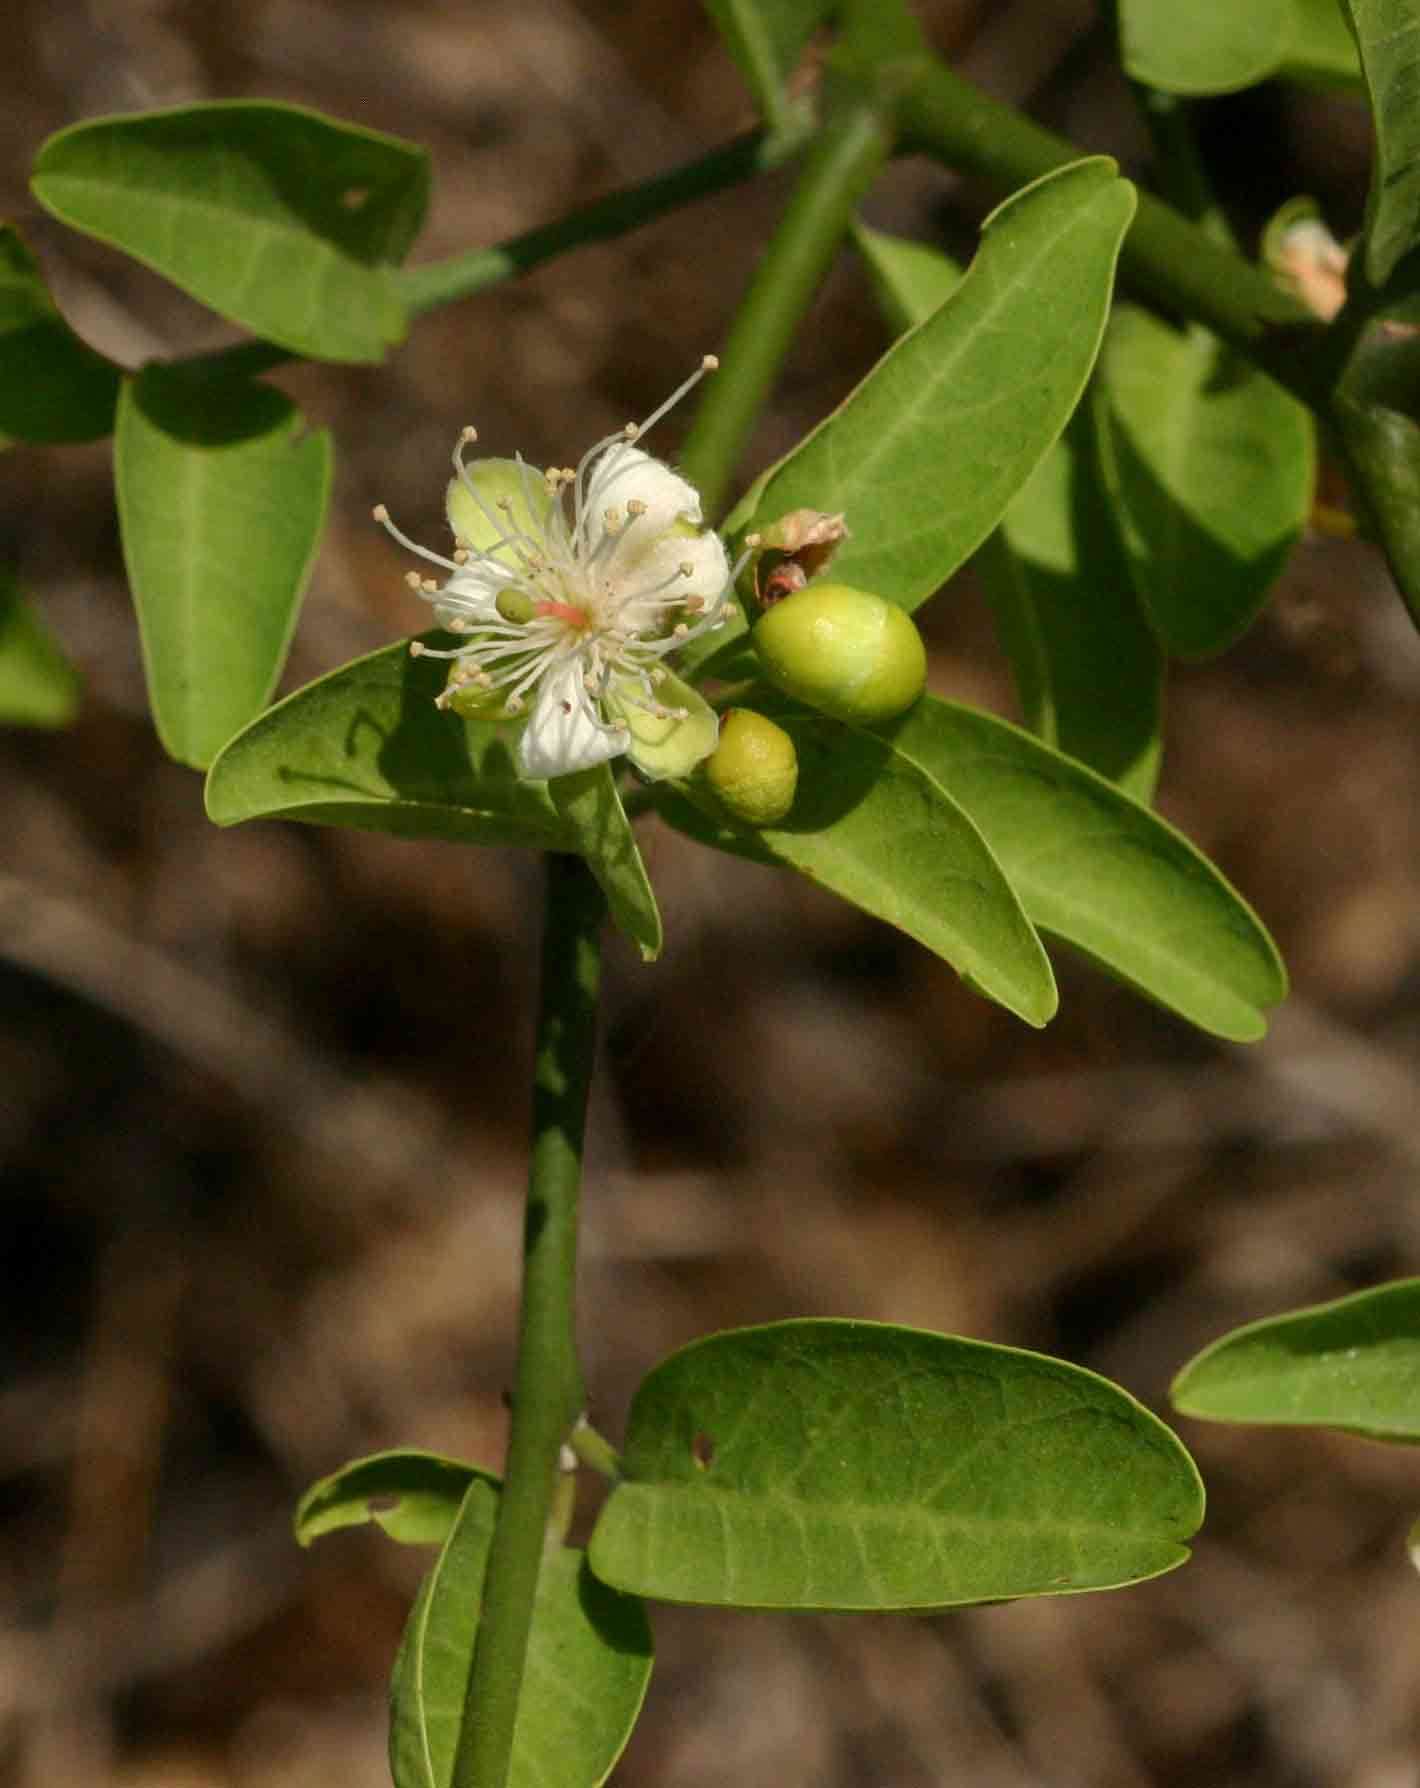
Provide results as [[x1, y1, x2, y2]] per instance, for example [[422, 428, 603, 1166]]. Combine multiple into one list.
[[453, 851, 605, 1788], [188, 121, 813, 384], [898, 57, 1328, 403], [678, 92, 896, 517]]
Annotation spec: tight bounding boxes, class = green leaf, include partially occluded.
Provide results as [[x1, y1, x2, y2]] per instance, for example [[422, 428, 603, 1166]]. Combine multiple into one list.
[[115, 365, 331, 768], [0, 570, 81, 728], [205, 636, 573, 850], [1173, 1279, 1420, 1441], [550, 768, 664, 961], [1119, 0, 1293, 94], [660, 700, 1058, 1027], [31, 102, 429, 362], [295, 1449, 491, 1548], [1282, 0, 1362, 86], [979, 421, 1163, 801], [1346, 0, 1420, 286], [391, 1484, 653, 1788], [851, 220, 962, 333], [589, 1319, 1204, 1610], [1331, 381, 1420, 629], [704, 0, 828, 135], [725, 158, 1136, 613], [0, 223, 119, 443], [1094, 306, 1314, 658], [850, 224, 1161, 798], [876, 696, 1286, 1041]]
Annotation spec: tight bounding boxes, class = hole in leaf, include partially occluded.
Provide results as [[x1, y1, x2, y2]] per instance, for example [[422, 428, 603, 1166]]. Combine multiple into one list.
[[691, 1431, 715, 1470], [341, 186, 371, 210]]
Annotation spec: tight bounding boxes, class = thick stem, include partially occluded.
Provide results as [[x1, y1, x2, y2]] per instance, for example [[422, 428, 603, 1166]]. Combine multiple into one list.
[[453, 851, 605, 1788], [678, 93, 896, 516], [898, 58, 1330, 405]]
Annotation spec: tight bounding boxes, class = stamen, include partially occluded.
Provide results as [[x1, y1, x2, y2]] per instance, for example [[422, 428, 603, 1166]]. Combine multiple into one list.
[[375, 504, 467, 576]]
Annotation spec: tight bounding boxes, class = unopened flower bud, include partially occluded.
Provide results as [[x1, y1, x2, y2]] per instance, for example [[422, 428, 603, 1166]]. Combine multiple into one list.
[[704, 709, 798, 825], [752, 582, 926, 724]]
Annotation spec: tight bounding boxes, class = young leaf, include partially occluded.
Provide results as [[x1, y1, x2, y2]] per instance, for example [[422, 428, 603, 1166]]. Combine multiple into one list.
[[876, 696, 1287, 1041], [1119, 0, 1293, 94], [979, 422, 1163, 801], [724, 158, 1136, 612], [1094, 306, 1314, 658], [1173, 1280, 1420, 1441], [0, 224, 119, 443], [390, 1484, 653, 1788], [1346, 0, 1420, 286], [0, 570, 81, 729], [852, 223, 1162, 798], [550, 768, 664, 962], [704, 0, 828, 135], [588, 1319, 1204, 1610], [295, 1449, 491, 1548], [31, 102, 429, 362], [660, 700, 1058, 1028], [205, 636, 573, 851], [115, 365, 331, 768]]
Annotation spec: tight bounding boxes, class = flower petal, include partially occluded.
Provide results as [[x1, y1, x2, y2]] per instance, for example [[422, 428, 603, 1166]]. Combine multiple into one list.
[[583, 445, 702, 548], [607, 670, 720, 781], [447, 457, 553, 566], [517, 657, 628, 780]]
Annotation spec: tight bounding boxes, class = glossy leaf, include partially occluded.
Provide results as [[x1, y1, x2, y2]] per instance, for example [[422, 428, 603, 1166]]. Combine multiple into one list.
[[0, 571, 81, 728], [205, 636, 574, 850], [589, 1319, 1204, 1610], [1346, 0, 1420, 286], [115, 365, 331, 768], [0, 224, 119, 443], [390, 1483, 652, 1788], [31, 102, 429, 362], [661, 700, 1058, 1027], [551, 768, 663, 961], [1173, 1279, 1420, 1440], [979, 424, 1163, 801], [295, 1449, 489, 1548], [705, 0, 828, 134], [1119, 0, 1293, 94], [853, 223, 1161, 799], [876, 696, 1287, 1041], [1095, 306, 1314, 658], [724, 158, 1135, 613]]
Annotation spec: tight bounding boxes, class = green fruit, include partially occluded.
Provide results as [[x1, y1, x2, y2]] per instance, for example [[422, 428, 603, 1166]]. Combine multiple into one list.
[[704, 709, 798, 825], [752, 582, 926, 723]]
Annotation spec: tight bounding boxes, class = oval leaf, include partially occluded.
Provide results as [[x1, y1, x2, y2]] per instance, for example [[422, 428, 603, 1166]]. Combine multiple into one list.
[[1283, 0, 1362, 86], [876, 696, 1286, 1041], [726, 158, 1136, 612], [852, 224, 1162, 798], [589, 1319, 1204, 1610], [0, 571, 81, 728], [1095, 307, 1314, 658], [116, 365, 331, 768], [391, 1484, 652, 1788], [1346, 0, 1420, 286], [660, 701, 1057, 1027], [295, 1449, 491, 1548], [551, 767, 663, 961], [1173, 1279, 1420, 1440], [31, 102, 429, 362], [1119, 0, 1293, 93], [205, 636, 574, 850], [0, 224, 119, 444]]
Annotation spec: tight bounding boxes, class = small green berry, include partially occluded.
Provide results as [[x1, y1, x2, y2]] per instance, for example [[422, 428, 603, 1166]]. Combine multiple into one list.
[[752, 582, 926, 724], [705, 709, 798, 825]]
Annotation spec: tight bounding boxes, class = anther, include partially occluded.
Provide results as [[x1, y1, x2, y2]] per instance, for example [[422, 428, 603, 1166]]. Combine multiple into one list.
[[405, 571, 422, 590], [701, 354, 719, 372], [409, 641, 425, 656], [372, 503, 390, 522], [459, 426, 478, 445]]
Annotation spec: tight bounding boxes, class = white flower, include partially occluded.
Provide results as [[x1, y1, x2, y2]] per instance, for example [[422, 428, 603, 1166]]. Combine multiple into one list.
[[373, 357, 738, 782]]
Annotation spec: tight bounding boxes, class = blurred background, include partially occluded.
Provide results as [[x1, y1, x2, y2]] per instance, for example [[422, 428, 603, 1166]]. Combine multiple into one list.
[[4, 1, 1420, 1784]]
